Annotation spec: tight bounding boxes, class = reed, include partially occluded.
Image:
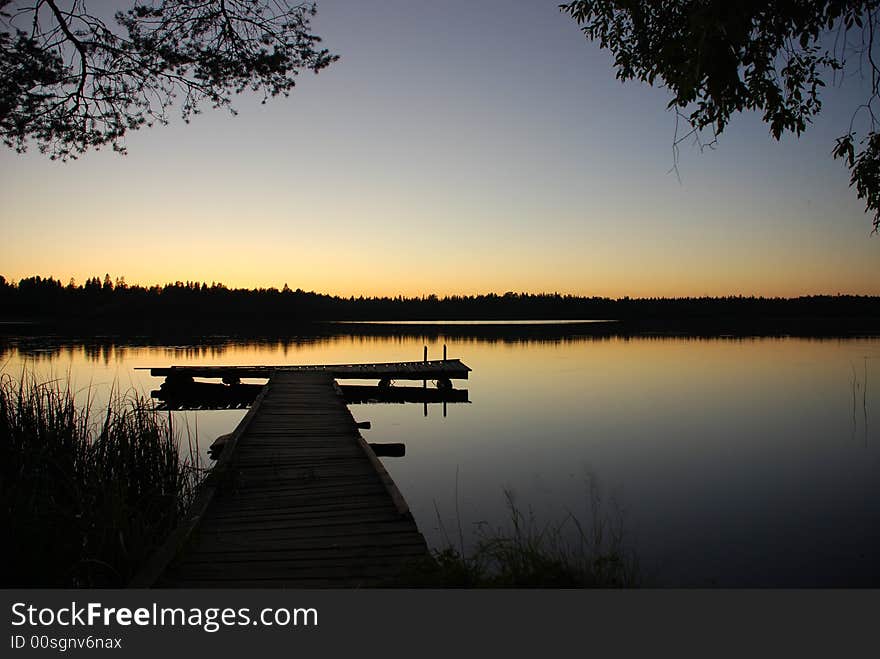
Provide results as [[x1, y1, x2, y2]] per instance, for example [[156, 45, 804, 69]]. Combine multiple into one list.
[[408, 483, 640, 588], [0, 372, 203, 587]]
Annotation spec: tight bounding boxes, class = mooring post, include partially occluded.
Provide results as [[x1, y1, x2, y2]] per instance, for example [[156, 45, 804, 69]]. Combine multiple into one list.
[[423, 345, 427, 389], [443, 344, 447, 361]]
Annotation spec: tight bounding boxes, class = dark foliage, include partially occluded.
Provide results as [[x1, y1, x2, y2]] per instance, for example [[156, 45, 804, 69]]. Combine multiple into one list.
[[0, 0, 336, 159], [0, 374, 201, 586], [1, 274, 879, 331], [561, 1, 880, 231]]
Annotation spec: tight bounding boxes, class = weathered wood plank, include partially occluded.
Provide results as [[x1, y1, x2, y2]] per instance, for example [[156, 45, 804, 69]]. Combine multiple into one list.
[[169, 561, 424, 581], [202, 497, 398, 519], [187, 532, 427, 553], [181, 543, 429, 564], [143, 370, 430, 588], [191, 518, 422, 543], [187, 514, 418, 535]]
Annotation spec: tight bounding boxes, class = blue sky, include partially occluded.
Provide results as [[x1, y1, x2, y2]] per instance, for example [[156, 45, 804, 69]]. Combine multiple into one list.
[[0, 0, 877, 296]]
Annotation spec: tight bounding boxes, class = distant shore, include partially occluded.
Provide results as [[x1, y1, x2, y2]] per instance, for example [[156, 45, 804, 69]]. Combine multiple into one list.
[[2, 275, 878, 339]]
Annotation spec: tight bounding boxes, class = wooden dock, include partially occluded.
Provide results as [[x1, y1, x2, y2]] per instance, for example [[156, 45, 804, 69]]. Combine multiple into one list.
[[133, 360, 470, 588]]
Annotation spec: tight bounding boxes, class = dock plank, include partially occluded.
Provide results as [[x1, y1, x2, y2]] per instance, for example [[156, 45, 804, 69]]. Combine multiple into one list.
[[145, 371, 430, 588]]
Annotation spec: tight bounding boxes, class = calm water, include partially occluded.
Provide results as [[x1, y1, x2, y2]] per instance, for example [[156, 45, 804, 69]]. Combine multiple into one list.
[[3, 329, 879, 586]]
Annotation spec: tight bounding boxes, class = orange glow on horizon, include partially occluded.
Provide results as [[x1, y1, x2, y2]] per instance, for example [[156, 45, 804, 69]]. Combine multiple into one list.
[[2, 268, 878, 300]]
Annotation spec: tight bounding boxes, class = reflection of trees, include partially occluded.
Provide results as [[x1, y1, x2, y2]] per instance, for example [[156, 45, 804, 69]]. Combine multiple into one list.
[[0, 327, 866, 365]]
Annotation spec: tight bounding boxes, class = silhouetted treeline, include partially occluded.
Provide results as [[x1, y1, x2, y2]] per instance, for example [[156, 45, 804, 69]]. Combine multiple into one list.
[[1, 275, 879, 332]]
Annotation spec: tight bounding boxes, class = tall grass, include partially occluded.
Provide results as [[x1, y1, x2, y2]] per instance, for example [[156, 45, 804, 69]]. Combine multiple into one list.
[[0, 372, 202, 587], [410, 481, 640, 587]]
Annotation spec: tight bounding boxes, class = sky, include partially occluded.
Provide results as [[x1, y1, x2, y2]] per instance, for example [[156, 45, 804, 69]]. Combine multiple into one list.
[[1, 0, 878, 298]]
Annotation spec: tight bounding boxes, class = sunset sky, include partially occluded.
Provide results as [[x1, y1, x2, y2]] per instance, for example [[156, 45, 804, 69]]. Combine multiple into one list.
[[1, 0, 878, 298]]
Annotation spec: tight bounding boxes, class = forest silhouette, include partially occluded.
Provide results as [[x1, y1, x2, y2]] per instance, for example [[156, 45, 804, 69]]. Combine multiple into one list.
[[2, 274, 878, 336]]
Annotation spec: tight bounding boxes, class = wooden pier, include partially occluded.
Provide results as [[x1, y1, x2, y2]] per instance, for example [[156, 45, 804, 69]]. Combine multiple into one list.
[[132, 358, 470, 588]]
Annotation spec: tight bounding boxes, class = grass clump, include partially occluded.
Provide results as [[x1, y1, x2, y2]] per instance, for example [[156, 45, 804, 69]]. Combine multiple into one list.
[[0, 372, 202, 587], [407, 482, 640, 588]]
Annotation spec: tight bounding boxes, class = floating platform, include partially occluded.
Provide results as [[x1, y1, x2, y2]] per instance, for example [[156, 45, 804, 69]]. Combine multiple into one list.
[[140, 358, 470, 382], [151, 381, 469, 410]]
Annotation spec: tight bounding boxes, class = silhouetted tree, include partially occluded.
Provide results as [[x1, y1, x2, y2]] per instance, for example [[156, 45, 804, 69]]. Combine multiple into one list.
[[2, 272, 879, 329], [1, 0, 337, 159], [561, 1, 880, 231], [83, 276, 100, 293]]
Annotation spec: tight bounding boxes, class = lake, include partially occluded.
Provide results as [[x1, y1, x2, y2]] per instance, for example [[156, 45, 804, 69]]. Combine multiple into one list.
[[3, 326, 879, 586]]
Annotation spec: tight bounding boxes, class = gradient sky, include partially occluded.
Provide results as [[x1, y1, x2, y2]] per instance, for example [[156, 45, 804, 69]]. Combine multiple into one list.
[[1, 0, 878, 297]]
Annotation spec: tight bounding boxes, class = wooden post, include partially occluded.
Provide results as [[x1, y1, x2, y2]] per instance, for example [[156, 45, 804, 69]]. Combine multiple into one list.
[[423, 345, 427, 388], [423, 346, 428, 362], [443, 401, 447, 418], [443, 343, 447, 360]]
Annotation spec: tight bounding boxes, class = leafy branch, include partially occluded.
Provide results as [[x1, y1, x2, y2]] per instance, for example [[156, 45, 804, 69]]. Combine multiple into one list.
[[561, 1, 880, 232], [0, 0, 337, 159]]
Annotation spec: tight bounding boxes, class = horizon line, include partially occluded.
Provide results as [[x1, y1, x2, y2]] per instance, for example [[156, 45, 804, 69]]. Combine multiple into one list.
[[2, 273, 879, 302]]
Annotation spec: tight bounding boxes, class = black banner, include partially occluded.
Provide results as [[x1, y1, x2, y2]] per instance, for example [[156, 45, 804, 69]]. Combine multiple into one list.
[[1, 590, 876, 657]]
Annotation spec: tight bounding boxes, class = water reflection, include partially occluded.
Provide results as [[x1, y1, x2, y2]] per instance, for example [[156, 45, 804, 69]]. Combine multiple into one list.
[[1, 324, 864, 364], [2, 329, 879, 586]]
